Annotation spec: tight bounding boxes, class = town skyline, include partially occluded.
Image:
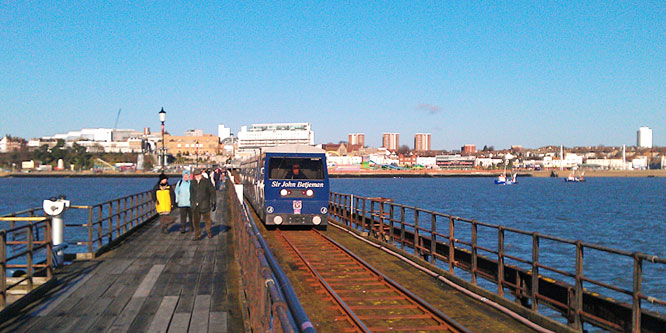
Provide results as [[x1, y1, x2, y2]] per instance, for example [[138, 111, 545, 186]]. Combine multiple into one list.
[[2, 3, 665, 149], [1, 122, 658, 152]]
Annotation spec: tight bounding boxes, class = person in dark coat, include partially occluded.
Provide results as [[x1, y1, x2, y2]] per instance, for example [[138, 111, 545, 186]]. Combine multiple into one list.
[[190, 168, 217, 240], [151, 173, 176, 233]]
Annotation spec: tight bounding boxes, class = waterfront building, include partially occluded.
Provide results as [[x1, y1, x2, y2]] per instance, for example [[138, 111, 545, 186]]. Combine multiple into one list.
[[237, 122, 314, 149], [73, 139, 144, 153], [474, 158, 503, 168], [637, 126, 652, 148], [43, 128, 142, 143], [382, 133, 399, 151], [0, 136, 23, 152], [218, 124, 231, 141], [586, 159, 632, 170], [461, 144, 476, 154], [348, 133, 365, 147], [414, 133, 431, 152], [164, 134, 219, 156], [436, 154, 475, 169], [398, 154, 418, 166], [416, 156, 437, 168]]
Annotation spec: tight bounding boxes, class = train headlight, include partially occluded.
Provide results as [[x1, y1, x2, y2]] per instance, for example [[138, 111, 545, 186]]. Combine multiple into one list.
[[274, 216, 283, 225], [312, 216, 322, 225], [280, 189, 289, 197], [305, 189, 314, 197]]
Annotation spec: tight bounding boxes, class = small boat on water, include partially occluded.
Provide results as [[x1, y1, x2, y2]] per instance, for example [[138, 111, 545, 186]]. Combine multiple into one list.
[[495, 172, 517, 185], [564, 171, 585, 182]]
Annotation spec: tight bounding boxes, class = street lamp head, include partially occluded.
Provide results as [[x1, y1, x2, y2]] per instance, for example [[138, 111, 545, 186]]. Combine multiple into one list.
[[159, 108, 166, 122]]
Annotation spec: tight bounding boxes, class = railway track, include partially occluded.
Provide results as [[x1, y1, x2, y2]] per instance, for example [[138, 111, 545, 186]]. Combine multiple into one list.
[[276, 229, 469, 332]]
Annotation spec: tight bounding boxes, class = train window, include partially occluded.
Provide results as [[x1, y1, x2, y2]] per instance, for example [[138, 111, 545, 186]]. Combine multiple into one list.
[[268, 157, 324, 180]]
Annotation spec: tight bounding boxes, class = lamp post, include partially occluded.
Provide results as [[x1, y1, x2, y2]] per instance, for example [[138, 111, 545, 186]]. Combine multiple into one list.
[[159, 108, 166, 171], [195, 139, 199, 169]]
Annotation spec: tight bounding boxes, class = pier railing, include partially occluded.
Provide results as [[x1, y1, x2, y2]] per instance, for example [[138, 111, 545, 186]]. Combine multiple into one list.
[[226, 171, 314, 333], [329, 192, 666, 333], [0, 216, 53, 311], [67, 191, 155, 258]]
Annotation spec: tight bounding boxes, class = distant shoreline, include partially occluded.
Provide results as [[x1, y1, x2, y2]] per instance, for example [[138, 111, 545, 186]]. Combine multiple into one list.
[[3, 169, 665, 178]]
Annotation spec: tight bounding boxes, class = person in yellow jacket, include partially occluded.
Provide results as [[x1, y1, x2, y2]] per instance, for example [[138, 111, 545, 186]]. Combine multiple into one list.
[[152, 173, 176, 233]]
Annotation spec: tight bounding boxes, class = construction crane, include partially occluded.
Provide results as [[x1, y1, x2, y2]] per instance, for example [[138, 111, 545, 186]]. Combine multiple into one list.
[[113, 108, 122, 129]]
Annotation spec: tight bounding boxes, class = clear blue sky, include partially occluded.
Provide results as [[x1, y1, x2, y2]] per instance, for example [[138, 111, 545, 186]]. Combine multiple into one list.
[[1, 2, 665, 150]]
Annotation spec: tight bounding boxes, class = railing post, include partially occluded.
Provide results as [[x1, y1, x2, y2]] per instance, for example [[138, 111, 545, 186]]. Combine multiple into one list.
[[108, 202, 113, 243], [531, 232, 539, 311], [400, 206, 405, 250], [97, 205, 103, 249], [362, 198, 367, 232], [379, 201, 385, 241], [46, 218, 53, 279], [448, 217, 455, 273], [123, 197, 128, 234], [116, 199, 122, 236], [498, 226, 505, 296], [471, 220, 477, 284], [370, 200, 375, 235], [349, 195, 354, 231], [346, 195, 351, 226], [130, 196, 135, 228], [389, 204, 395, 244], [414, 210, 420, 257], [87, 206, 93, 255], [430, 213, 436, 264], [0, 231, 6, 308], [27, 223, 34, 291], [632, 253, 642, 333], [574, 241, 583, 330]]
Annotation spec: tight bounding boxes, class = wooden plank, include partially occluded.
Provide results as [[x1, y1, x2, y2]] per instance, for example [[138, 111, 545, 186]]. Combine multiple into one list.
[[107, 258, 134, 275], [134, 264, 166, 297], [107, 296, 146, 332], [67, 297, 114, 331], [189, 294, 211, 333], [208, 312, 228, 333], [33, 268, 95, 316], [174, 273, 199, 312], [167, 313, 191, 333], [146, 296, 179, 333]]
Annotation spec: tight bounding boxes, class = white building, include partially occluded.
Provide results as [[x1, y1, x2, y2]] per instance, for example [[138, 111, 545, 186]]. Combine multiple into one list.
[[637, 126, 652, 148], [416, 156, 437, 168], [237, 122, 314, 150], [218, 124, 231, 141], [184, 129, 204, 137], [43, 128, 141, 143], [586, 159, 631, 170]]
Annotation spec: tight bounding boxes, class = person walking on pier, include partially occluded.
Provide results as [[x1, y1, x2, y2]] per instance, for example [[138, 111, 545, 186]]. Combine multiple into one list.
[[190, 168, 216, 240], [175, 169, 192, 233], [152, 173, 176, 233]]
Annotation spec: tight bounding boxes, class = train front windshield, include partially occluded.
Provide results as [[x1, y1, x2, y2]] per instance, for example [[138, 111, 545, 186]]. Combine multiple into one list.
[[268, 157, 324, 180]]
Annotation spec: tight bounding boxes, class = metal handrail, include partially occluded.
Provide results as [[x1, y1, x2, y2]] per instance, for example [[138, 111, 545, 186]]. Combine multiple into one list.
[[329, 191, 666, 333], [226, 171, 314, 332], [0, 217, 53, 310]]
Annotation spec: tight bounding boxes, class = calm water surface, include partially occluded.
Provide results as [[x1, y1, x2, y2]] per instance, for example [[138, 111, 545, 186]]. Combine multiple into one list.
[[1, 176, 664, 315]]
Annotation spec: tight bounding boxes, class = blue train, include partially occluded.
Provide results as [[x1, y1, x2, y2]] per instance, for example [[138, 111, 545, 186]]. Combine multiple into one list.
[[240, 145, 330, 227]]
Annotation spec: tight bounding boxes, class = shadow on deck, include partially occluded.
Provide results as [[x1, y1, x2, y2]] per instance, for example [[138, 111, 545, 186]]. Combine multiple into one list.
[[0, 189, 243, 332]]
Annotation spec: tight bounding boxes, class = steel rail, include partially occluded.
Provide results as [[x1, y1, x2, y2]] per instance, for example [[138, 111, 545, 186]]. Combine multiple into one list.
[[314, 229, 470, 333], [277, 229, 369, 333], [279, 228, 468, 332]]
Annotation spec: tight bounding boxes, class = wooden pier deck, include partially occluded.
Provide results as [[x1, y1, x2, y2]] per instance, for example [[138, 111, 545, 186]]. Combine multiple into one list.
[[0, 192, 243, 332]]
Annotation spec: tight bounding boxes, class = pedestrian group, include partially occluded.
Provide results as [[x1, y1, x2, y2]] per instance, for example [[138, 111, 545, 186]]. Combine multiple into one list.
[[151, 167, 223, 241]]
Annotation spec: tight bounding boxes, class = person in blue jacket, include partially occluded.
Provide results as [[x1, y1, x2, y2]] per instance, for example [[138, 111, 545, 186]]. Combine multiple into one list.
[[175, 169, 192, 233]]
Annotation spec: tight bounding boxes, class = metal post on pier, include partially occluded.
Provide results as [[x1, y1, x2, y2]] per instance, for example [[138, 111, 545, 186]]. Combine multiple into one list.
[[43, 196, 70, 265]]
